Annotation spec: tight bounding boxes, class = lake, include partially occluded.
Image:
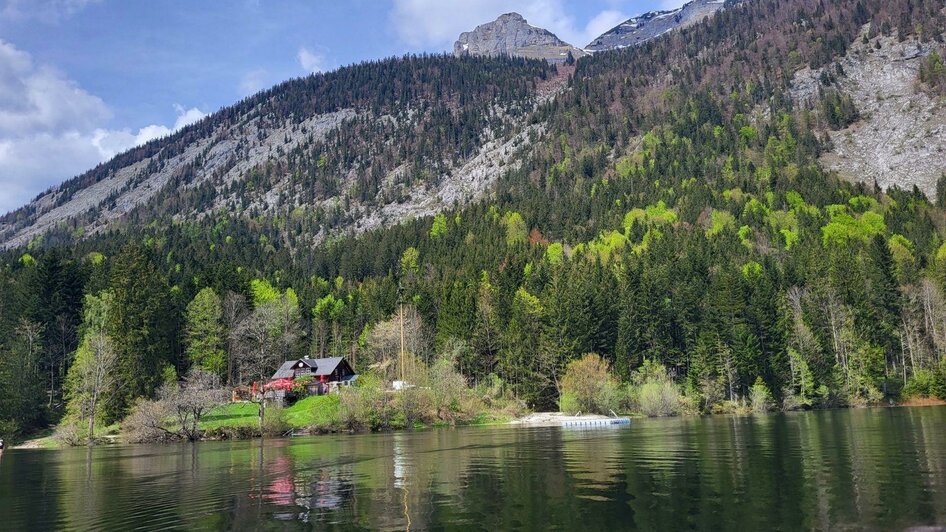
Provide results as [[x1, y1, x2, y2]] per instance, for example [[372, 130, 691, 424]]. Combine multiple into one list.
[[2, 407, 945, 530]]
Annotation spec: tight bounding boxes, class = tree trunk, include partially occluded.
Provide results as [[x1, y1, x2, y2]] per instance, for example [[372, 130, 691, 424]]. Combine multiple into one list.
[[88, 393, 97, 444]]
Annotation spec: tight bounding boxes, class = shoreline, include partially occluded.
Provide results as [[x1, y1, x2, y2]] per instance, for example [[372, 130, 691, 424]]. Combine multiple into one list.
[[12, 399, 946, 450]]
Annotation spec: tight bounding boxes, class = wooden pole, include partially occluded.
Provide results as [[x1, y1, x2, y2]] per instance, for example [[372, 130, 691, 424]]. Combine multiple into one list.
[[399, 303, 406, 382]]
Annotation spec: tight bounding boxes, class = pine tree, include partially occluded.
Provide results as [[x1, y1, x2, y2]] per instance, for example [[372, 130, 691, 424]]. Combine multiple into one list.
[[185, 287, 226, 378], [107, 246, 176, 420]]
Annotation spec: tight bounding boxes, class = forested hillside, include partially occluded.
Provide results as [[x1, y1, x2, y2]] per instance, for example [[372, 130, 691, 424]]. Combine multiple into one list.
[[0, 55, 555, 250], [3, 0, 946, 440]]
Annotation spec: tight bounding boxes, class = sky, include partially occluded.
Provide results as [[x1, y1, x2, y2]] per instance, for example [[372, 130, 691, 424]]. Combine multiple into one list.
[[0, 0, 679, 214]]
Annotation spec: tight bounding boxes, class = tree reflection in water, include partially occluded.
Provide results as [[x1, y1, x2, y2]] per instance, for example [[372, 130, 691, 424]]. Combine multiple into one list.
[[2, 408, 946, 530]]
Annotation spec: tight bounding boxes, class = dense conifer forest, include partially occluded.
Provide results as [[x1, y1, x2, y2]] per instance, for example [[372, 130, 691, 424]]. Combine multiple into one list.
[[3, 0, 946, 440]]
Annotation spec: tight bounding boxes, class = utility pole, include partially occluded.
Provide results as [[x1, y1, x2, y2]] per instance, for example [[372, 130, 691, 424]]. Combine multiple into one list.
[[398, 281, 405, 383]]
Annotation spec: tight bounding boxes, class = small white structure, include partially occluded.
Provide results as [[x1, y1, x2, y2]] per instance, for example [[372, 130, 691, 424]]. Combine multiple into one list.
[[391, 380, 415, 391], [560, 416, 630, 428]]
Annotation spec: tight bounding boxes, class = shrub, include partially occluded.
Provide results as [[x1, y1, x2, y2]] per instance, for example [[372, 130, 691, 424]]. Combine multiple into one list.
[[903, 367, 946, 400], [338, 376, 376, 431], [338, 372, 393, 431], [846, 378, 883, 407], [638, 380, 681, 417], [428, 355, 483, 424], [53, 420, 85, 446], [630, 359, 682, 417], [261, 403, 289, 436], [559, 392, 580, 414], [121, 369, 227, 442], [559, 353, 620, 414], [0, 419, 18, 442], [396, 386, 431, 428], [750, 378, 773, 413], [122, 398, 175, 444]]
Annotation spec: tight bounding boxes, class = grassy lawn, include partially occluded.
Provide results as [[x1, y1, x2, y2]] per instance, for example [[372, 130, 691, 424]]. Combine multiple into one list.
[[13, 427, 58, 449], [201, 402, 260, 430], [200, 396, 340, 431], [283, 395, 339, 429]]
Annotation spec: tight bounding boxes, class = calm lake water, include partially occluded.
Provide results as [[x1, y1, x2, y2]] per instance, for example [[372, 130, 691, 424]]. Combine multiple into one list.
[[2, 407, 945, 530]]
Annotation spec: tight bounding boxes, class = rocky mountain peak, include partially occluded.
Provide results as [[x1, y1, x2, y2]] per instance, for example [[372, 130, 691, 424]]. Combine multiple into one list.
[[454, 12, 585, 64], [585, 0, 727, 51]]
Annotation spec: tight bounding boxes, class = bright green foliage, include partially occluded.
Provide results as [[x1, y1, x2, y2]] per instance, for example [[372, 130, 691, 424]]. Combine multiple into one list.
[[645, 200, 677, 225], [314, 293, 345, 321], [87, 251, 106, 265], [586, 231, 627, 263], [780, 229, 800, 250], [250, 278, 281, 305], [848, 195, 880, 213], [723, 187, 745, 202], [741, 261, 763, 280], [785, 191, 820, 217], [615, 157, 635, 178], [64, 291, 118, 439], [742, 197, 769, 219], [738, 225, 753, 249], [750, 377, 773, 412], [545, 242, 564, 265], [739, 126, 759, 144], [706, 209, 736, 237], [502, 211, 529, 246], [821, 209, 886, 247], [312, 293, 345, 357], [637, 228, 665, 254], [623, 201, 677, 230], [766, 209, 797, 232], [888, 235, 915, 280], [185, 288, 226, 378], [400, 247, 419, 276], [430, 213, 448, 238]]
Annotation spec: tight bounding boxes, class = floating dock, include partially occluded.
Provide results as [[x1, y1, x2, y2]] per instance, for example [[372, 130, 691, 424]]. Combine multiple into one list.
[[560, 416, 631, 427]]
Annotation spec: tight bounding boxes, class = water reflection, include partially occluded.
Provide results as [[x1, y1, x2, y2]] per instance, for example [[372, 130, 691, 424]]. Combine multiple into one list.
[[1, 407, 946, 530]]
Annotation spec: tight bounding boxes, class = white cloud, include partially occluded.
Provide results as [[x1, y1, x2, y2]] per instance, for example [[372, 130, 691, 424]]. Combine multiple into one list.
[[239, 68, 269, 97], [91, 105, 207, 160], [297, 47, 328, 74], [583, 10, 628, 42], [389, 0, 630, 50], [0, 0, 101, 22], [0, 40, 110, 135], [0, 39, 205, 214], [660, 0, 687, 9]]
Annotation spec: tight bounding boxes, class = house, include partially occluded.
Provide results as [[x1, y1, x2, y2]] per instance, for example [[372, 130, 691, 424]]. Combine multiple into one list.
[[263, 356, 357, 401]]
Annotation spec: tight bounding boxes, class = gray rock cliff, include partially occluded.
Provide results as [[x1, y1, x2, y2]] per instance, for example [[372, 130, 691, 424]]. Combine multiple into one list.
[[585, 0, 727, 51], [454, 13, 585, 64]]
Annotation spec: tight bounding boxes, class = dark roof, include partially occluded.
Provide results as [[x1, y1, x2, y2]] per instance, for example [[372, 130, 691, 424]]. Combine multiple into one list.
[[271, 358, 316, 379], [312, 357, 344, 376], [270, 357, 349, 380]]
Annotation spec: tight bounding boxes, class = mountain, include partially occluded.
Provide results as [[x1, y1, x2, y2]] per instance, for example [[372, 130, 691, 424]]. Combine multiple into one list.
[[6, 0, 946, 440], [790, 28, 946, 196], [585, 0, 728, 51], [3, 0, 945, 252], [0, 56, 560, 250], [454, 12, 586, 63]]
